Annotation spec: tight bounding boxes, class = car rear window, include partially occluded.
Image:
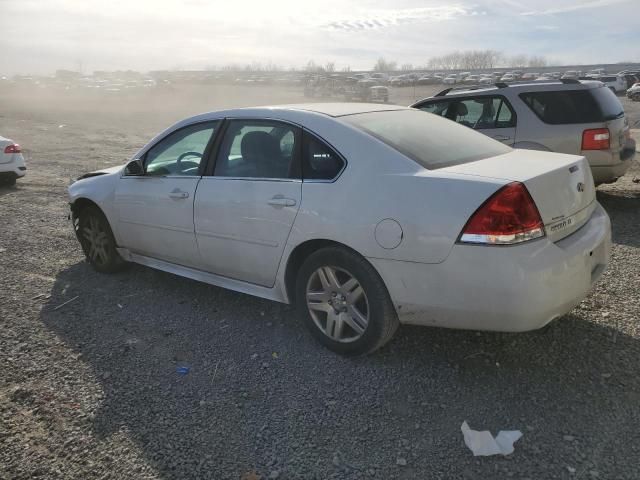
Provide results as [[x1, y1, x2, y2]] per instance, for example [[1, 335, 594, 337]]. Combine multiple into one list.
[[590, 86, 624, 120], [519, 89, 621, 124], [342, 109, 511, 170]]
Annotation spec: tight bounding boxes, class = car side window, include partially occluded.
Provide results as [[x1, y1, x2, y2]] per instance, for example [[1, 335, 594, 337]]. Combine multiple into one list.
[[495, 98, 516, 128], [214, 120, 300, 179], [416, 101, 450, 117], [302, 133, 345, 181], [145, 121, 218, 176]]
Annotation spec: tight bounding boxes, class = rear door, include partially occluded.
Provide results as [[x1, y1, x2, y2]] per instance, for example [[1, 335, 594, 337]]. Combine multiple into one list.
[[194, 119, 302, 287]]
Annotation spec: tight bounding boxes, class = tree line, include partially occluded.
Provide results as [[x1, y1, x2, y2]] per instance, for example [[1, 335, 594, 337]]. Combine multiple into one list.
[[204, 50, 550, 73]]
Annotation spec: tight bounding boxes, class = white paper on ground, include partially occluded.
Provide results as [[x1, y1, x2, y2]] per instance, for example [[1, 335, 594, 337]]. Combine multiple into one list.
[[461, 421, 523, 456]]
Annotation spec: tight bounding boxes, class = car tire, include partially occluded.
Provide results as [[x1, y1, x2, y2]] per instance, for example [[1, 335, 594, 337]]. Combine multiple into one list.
[[295, 246, 399, 355], [76, 205, 128, 273], [0, 176, 17, 186]]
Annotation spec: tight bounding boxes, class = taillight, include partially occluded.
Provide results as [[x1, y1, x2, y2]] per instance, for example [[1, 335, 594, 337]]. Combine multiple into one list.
[[459, 182, 545, 245], [582, 128, 610, 150], [4, 143, 21, 154]]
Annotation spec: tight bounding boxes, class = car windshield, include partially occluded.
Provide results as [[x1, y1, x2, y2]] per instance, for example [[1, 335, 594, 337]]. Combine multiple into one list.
[[343, 109, 511, 169], [591, 86, 625, 120]]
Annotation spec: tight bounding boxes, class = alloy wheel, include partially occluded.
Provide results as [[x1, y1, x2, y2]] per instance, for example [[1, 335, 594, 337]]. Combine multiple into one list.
[[305, 266, 370, 343], [82, 215, 110, 266]]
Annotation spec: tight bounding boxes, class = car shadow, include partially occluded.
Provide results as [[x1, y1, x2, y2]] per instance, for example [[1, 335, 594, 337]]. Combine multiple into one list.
[[41, 262, 640, 479], [597, 190, 640, 248]]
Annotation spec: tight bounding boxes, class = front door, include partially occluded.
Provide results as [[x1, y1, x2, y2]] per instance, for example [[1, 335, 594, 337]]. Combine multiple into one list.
[[194, 119, 302, 287], [114, 121, 219, 267]]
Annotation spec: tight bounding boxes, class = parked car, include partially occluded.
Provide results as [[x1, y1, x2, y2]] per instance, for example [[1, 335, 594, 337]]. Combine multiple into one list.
[[520, 73, 539, 80], [593, 75, 627, 94], [622, 74, 640, 89], [417, 75, 440, 85], [463, 75, 480, 84], [0, 136, 26, 185], [344, 81, 389, 102], [586, 69, 606, 77], [628, 82, 640, 101], [442, 75, 459, 85], [479, 75, 495, 85], [67, 103, 612, 355], [411, 80, 636, 184], [500, 73, 517, 83], [369, 73, 389, 84], [562, 71, 581, 80]]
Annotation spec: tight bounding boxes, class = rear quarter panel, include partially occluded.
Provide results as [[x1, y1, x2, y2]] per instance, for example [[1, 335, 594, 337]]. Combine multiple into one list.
[[283, 116, 506, 264]]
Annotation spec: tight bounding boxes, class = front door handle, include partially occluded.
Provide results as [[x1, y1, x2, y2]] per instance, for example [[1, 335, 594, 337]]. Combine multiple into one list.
[[168, 189, 190, 199], [493, 135, 511, 142], [268, 195, 297, 207]]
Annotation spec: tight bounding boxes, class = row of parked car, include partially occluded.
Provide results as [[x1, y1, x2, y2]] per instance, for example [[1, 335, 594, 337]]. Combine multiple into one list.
[[382, 69, 640, 94]]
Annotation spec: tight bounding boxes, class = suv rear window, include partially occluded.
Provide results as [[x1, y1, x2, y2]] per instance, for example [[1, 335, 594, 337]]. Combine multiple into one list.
[[591, 86, 624, 120], [520, 89, 608, 124], [343, 109, 511, 170]]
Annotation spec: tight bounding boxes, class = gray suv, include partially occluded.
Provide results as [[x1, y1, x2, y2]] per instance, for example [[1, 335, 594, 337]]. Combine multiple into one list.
[[411, 80, 636, 184]]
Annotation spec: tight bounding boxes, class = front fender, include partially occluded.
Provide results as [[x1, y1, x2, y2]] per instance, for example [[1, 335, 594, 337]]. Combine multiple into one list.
[[68, 171, 121, 241]]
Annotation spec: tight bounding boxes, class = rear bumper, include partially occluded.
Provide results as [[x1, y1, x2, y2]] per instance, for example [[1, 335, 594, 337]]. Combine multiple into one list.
[[0, 154, 27, 178], [589, 147, 635, 184], [370, 203, 611, 332]]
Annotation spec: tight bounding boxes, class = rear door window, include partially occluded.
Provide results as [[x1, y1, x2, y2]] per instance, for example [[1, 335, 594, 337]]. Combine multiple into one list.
[[415, 100, 451, 117], [302, 133, 345, 181], [449, 97, 516, 129], [519, 90, 604, 124]]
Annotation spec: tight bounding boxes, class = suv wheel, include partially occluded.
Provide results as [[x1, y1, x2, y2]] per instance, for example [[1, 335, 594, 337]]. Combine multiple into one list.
[[296, 247, 399, 355]]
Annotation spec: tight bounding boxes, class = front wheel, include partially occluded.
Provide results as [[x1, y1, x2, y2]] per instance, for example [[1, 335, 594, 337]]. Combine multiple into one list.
[[75, 205, 128, 273], [296, 247, 399, 355]]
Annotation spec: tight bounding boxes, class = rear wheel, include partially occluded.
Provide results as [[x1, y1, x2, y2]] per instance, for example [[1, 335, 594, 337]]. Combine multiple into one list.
[[0, 175, 16, 186], [76, 205, 127, 273], [295, 247, 399, 355]]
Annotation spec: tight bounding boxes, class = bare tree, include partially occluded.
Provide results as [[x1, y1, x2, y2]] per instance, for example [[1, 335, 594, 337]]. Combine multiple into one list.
[[509, 54, 528, 68], [325, 62, 335, 73], [401, 63, 413, 72], [373, 57, 397, 72], [528, 55, 547, 68]]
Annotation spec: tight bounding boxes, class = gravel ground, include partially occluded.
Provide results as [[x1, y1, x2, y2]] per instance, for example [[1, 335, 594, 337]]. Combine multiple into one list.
[[1, 85, 639, 480]]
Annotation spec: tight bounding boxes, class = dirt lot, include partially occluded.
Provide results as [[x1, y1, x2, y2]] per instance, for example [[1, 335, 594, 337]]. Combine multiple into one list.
[[1, 84, 639, 480]]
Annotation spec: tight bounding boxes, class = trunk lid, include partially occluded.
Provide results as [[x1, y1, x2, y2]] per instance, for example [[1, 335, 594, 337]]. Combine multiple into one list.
[[441, 150, 596, 242]]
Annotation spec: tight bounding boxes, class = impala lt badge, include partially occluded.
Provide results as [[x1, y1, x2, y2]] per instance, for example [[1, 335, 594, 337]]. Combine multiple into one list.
[[577, 182, 585, 192]]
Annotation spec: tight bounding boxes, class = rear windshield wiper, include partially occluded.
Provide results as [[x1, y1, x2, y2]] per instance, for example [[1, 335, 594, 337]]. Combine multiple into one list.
[[604, 112, 624, 120]]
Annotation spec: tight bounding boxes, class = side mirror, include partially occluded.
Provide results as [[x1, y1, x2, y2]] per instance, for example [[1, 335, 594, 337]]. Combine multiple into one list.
[[124, 158, 144, 176]]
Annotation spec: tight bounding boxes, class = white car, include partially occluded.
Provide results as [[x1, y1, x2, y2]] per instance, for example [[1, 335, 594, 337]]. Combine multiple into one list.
[[595, 75, 627, 94], [627, 82, 640, 101], [500, 73, 517, 83], [0, 136, 26, 185], [68, 104, 611, 355]]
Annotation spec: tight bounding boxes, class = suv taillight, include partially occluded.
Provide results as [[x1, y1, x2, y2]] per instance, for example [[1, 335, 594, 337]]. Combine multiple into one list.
[[459, 182, 545, 245], [3, 143, 21, 154], [582, 128, 610, 150]]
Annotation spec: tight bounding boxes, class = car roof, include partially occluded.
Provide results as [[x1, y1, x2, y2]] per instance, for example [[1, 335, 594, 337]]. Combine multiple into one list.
[[413, 80, 603, 103], [217, 103, 406, 118]]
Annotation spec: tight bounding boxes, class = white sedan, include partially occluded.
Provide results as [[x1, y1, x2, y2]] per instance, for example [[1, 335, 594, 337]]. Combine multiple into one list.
[[68, 104, 611, 355], [0, 136, 27, 185]]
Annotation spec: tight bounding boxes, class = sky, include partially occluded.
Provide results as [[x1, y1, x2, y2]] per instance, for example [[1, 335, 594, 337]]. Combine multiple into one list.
[[1, 0, 638, 75]]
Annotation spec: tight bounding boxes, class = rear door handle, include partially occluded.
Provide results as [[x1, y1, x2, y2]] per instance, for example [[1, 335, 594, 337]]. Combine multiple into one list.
[[168, 189, 190, 199], [268, 195, 297, 207], [493, 135, 511, 142]]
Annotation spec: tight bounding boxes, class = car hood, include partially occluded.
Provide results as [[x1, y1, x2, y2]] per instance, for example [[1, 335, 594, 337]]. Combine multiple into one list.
[[76, 165, 123, 181]]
